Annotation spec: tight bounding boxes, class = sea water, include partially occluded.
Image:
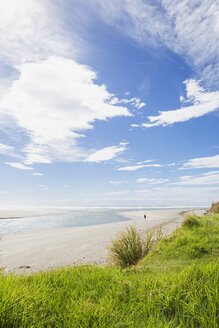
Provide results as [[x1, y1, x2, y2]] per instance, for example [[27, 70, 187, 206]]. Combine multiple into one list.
[[0, 208, 132, 234], [0, 206, 204, 235]]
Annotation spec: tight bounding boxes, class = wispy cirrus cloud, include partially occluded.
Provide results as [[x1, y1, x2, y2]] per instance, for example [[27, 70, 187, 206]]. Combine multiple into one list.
[[132, 79, 219, 128], [0, 143, 15, 155], [137, 160, 154, 165], [31, 172, 44, 176], [118, 163, 162, 171], [110, 96, 146, 109], [137, 178, 169, 184], [5, 162, 33, 170], [175, 171, 219, 185], [91, 0, 219, 86], [109, 181, 123, 185], [179, 154, 219, 170], [86, 143, 128, 163]]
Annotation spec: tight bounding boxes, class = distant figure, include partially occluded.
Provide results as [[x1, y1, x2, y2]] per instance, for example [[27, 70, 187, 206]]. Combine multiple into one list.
[[144, 214, 146, 220]]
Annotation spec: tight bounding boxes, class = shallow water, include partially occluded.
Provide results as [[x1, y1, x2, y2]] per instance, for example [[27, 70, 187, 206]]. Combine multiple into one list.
[[0, 206, 204, 234], [0, 208, 132, 234]]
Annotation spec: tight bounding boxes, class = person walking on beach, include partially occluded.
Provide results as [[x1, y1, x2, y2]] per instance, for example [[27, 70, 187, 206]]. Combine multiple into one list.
[[144, 214, 146, 220]]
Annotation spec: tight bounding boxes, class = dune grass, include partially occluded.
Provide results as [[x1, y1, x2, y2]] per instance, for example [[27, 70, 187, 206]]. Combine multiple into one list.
[[107, 225, 154, 268], [210, 201, 219, 213], [107, 225, 165, 268], [0, 214, 218, 327]]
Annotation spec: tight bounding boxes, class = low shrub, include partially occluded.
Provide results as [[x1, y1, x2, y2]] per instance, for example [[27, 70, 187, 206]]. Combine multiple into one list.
[[210, 201, 219, 213], [183, 215, 200, 228], [190, 244, 210, 258]]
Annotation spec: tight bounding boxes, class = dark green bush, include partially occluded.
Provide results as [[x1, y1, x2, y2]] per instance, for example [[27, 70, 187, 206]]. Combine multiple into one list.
[[183, 215, 200, 228]]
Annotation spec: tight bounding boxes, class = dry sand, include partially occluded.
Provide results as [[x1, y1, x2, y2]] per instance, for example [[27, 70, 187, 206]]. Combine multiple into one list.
[[0, 209, 206, 274]]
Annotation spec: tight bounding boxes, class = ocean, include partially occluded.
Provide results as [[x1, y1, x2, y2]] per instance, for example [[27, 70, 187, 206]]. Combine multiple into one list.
[[0, 206, 205, 234]]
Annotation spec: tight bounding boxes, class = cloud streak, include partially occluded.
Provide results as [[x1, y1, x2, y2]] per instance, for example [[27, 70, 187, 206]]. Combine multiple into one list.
[[5, 162, 33, 170], [0, 143, 15, 155], [132, 79, 219, 128], [92, 0, 219, 86], [179, 154, 219, 170], [86, 143, 128, 162], [118, 163, 162, 171], [137, 178, 169, 184], [175, 171, 219, 185]]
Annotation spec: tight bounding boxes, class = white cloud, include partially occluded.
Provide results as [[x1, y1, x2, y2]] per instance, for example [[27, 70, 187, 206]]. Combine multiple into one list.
[[86, 143, 128, 163], [31, 172, 44, 176], [5, 162, 33, 170], [92, 0, 219, 85], [179, 154, 219, 170], [0, 0, 72, 65], [118, 163, 161, 171], [0, 57, 131, 164], [0, 1, 135, 166], [109, 181, 122, 184], [137, 160, 154, 165], [175, 171, 219, 185], [162, 0, 219, 85], [134, 79, 219, 127], [137, 177, 169, 184], [110, 96, 146, 109], [0, 143, 14, 155], [0, 190, 8, 194], [167, 163, 176, 167]]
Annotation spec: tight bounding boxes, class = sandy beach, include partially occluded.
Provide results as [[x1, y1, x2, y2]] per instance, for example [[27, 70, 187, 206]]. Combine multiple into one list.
[[0, 209, 205, 274]]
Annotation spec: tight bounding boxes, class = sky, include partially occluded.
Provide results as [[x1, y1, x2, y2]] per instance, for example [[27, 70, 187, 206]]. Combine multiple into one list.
[[0, 0, 218, 208]]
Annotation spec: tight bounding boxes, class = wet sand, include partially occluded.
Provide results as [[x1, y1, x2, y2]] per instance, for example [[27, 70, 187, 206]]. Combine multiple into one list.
[[0, 209, 205, 274]]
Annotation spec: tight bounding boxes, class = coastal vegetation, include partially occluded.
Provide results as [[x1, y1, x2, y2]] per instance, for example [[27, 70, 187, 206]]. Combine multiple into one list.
[[210, 201, 219, 213], [0, 213, 218, 327], [107, 225, 164, 268]]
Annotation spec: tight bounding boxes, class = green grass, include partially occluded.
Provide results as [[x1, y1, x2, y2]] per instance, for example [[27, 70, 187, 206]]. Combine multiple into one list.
[[0, 214, 218, 327], [107, 225, 155, 268]]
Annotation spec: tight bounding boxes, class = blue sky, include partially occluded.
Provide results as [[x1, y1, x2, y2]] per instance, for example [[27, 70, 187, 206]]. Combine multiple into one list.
[[0, 0, 218, 207]]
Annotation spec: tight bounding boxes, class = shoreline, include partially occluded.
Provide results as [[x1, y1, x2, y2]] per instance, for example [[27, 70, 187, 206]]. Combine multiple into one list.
[[0, 206, 208, 220], [0, 209, 206, 274], [0, 209, 70, 220]]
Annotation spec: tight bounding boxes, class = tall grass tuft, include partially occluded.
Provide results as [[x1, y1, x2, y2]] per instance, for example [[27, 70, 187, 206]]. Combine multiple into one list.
[[107, 226, 156, 268], [182, 215, 200, 228]]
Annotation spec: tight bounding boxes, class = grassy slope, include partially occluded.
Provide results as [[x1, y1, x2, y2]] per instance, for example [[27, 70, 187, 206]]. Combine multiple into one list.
[[0, 214, 218, 328]]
